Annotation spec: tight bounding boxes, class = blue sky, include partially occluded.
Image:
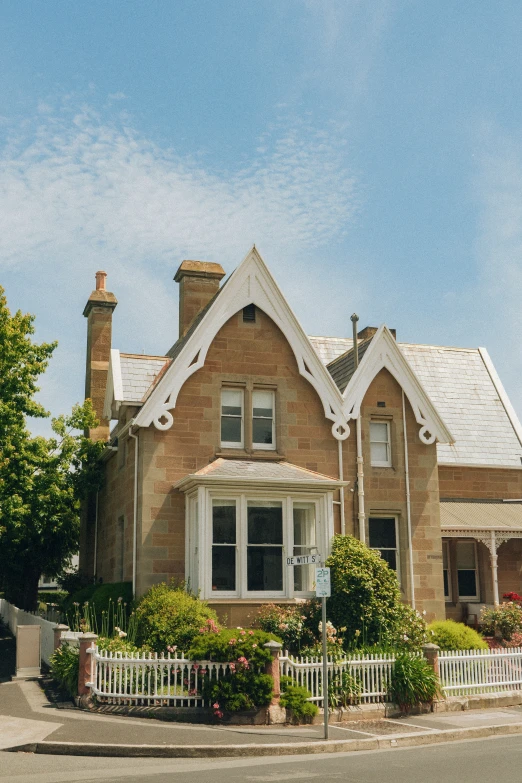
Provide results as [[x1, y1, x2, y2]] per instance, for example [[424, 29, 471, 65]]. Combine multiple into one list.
[[2, 1, 522, 434]]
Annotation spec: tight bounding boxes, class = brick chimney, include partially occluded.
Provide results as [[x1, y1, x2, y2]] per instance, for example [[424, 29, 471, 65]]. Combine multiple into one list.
[[358, 326, 396, 341], [174, 260, 226, 337], [83, 271, 117, 441]]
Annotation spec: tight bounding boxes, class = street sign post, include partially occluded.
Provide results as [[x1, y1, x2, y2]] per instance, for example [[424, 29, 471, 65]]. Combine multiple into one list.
[[315, 566, 331, 740]]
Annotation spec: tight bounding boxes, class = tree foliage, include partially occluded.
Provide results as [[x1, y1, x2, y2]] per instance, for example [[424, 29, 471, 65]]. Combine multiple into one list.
[[0, 286, 104, 609]]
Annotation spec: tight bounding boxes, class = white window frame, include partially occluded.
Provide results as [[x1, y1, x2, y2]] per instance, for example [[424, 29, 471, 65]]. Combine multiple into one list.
[[186, 487, 334, 600], [456, 540, 479, 601], [368, 515, 400, 584], [252, 389, 276, 451], [369, 420, 392, 467], [220, 388, 244, 448], [442, 540, 451, 601]]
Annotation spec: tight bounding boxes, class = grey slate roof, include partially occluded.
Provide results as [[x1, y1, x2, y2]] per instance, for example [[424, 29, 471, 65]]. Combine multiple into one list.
[[119, 354, 171, 403], [326, 338, 373, 394], [309, 336, 522, 468], [440, 500, 522, 532], [400, 344, 522, 468]]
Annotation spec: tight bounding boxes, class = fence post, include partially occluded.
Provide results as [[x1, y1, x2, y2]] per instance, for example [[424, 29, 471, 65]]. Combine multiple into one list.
[[52, 624, 69, 652], [264, 640, 285, 724], [77, 633, 98, 706], [422, 643, 440, 677]]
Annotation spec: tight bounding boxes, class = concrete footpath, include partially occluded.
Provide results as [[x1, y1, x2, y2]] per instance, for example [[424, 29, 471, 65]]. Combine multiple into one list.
[[3, 678, 522, 758]]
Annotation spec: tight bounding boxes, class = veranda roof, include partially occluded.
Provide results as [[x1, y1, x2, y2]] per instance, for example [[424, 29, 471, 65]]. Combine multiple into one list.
[[441, 500, 522, 536]]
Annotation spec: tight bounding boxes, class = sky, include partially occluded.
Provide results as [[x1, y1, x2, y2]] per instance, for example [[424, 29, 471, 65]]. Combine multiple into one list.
[[2, 0, 522, 436]]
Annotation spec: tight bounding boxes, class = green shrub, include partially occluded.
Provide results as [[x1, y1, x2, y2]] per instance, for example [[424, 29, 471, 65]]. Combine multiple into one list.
[[96, 635, 147, 654], [280, 676, 318, 721], [328, 669, 362, 709], [427, 620, 487, 650], [49, 643, 80, 697], [326, 536, 427, 651], [390, 654, 438, 711], [135, 582, 219, 653], [480, 602, 522, 641]]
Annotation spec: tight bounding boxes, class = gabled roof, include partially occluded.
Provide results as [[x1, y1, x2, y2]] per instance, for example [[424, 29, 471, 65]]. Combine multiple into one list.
[[103, 349, 171, 420], [338, 325, 453, 445], [134, 247, 350, 438], [175, 457, 348, 492], [327, 338, 373, 394]]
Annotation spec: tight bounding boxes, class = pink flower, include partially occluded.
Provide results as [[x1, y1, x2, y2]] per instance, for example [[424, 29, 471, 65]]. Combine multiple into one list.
[[216, 710, 223, 719], [239, 630, 246, 636], [248, 630, 254, 636], [229, 638, 237, 645], [192, 664, 200, 670], [229, 663, 236, 671], [213, 702, 220, 709], [200, 669, 207, 676], [188, 689, 197, 696]]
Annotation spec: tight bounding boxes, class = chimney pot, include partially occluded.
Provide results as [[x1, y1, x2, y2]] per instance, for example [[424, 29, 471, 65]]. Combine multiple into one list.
[[95, 271, 107, 291], [174, 260, 226, 337]]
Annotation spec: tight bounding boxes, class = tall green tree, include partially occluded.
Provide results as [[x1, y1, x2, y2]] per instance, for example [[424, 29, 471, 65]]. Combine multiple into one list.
[[0, 286, 103, 610]]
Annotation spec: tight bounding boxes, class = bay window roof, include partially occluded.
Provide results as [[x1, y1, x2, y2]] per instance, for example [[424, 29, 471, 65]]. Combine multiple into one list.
[[175, 458, 348, 493]]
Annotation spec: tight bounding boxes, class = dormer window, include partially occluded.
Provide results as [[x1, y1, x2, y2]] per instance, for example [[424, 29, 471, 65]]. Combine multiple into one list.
[[221, 389, 244, 447], [252, 390, 275, 450]]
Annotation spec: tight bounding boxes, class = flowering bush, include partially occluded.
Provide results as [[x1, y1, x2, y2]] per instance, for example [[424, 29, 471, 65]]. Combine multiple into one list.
[[481, 602, 522, 641], [257, 603, 317, 654], [135, 581, 219, 653], [189, 628, 280, 716], [503, 592, 522, 602], [300, 619, 346, 660]]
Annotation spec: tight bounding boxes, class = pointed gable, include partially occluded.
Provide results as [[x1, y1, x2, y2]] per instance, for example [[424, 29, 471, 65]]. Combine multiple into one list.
[[134, 247, 350, 439], [339, 325, 453, 446]]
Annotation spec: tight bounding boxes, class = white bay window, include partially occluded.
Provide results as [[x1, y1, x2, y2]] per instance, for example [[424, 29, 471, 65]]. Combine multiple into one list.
[[178, 458, 346, 600]]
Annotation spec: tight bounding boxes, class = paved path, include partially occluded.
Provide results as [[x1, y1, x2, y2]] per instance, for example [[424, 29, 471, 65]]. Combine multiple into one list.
[[2, 677, 522, 757]]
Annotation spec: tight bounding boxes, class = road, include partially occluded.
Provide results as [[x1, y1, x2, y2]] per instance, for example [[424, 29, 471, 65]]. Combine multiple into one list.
[[2, 734, 522, 783]]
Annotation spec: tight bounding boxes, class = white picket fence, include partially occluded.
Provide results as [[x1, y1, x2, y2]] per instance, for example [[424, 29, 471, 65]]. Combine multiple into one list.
[[439, 648, 522, 696], [88, 646, 241, 706], [280, 651, 399, 706]]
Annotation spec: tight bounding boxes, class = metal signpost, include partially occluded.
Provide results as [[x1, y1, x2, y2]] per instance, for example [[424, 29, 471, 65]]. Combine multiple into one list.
[[315, 565, 331, 739], [287, 553, 331, 740]]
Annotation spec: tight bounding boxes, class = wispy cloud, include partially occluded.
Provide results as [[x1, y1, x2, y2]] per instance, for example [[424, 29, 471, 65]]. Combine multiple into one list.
[[0, 101, 358, 273], [0, 98, 360, 431]]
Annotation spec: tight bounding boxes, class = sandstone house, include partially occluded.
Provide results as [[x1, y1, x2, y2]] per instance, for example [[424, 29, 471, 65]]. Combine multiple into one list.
[[79, 248, 522, 627]]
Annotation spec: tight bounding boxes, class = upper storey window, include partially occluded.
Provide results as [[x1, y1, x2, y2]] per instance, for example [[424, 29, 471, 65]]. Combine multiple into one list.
[[252, 390, 275, 450], [369, 421, 391, 467], [221, 389, 244, 447]]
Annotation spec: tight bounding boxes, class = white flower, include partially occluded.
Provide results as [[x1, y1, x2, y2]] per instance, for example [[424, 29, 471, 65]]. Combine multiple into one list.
[[118, 630, 127, 638]]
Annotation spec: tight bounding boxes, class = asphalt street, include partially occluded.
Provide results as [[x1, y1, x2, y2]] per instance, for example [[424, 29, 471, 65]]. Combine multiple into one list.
[[2, 734, 522, 783]]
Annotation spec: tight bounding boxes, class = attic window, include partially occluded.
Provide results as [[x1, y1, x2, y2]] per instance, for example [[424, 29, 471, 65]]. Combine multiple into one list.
[[243, 304, 256, 322]]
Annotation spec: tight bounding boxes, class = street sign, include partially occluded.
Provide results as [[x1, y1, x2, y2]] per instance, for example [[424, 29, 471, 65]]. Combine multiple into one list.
[[315, 566, 331, 597], [286, 554, 321, 567]]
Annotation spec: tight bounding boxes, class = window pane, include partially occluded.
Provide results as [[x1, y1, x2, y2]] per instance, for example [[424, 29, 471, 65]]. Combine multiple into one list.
[[370, 442, 388, 463], [370, 422, 388, 442], [252, 391, 273, 416], [247, 547, 283, 591], [443, 570, 449, 598], [212, 502, 236, 544], [221, 389, 242, 413], [293, 503, 316, 592], [253, 418, 273, 445], [458, 570, 477, 597], [212, 547, 236, 591], [221, 416, 242, 443], [378, 549, 397, 571], [369, 518, 396, 549], [247, 503, 282, 544], [456, 542, 476, 569]]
